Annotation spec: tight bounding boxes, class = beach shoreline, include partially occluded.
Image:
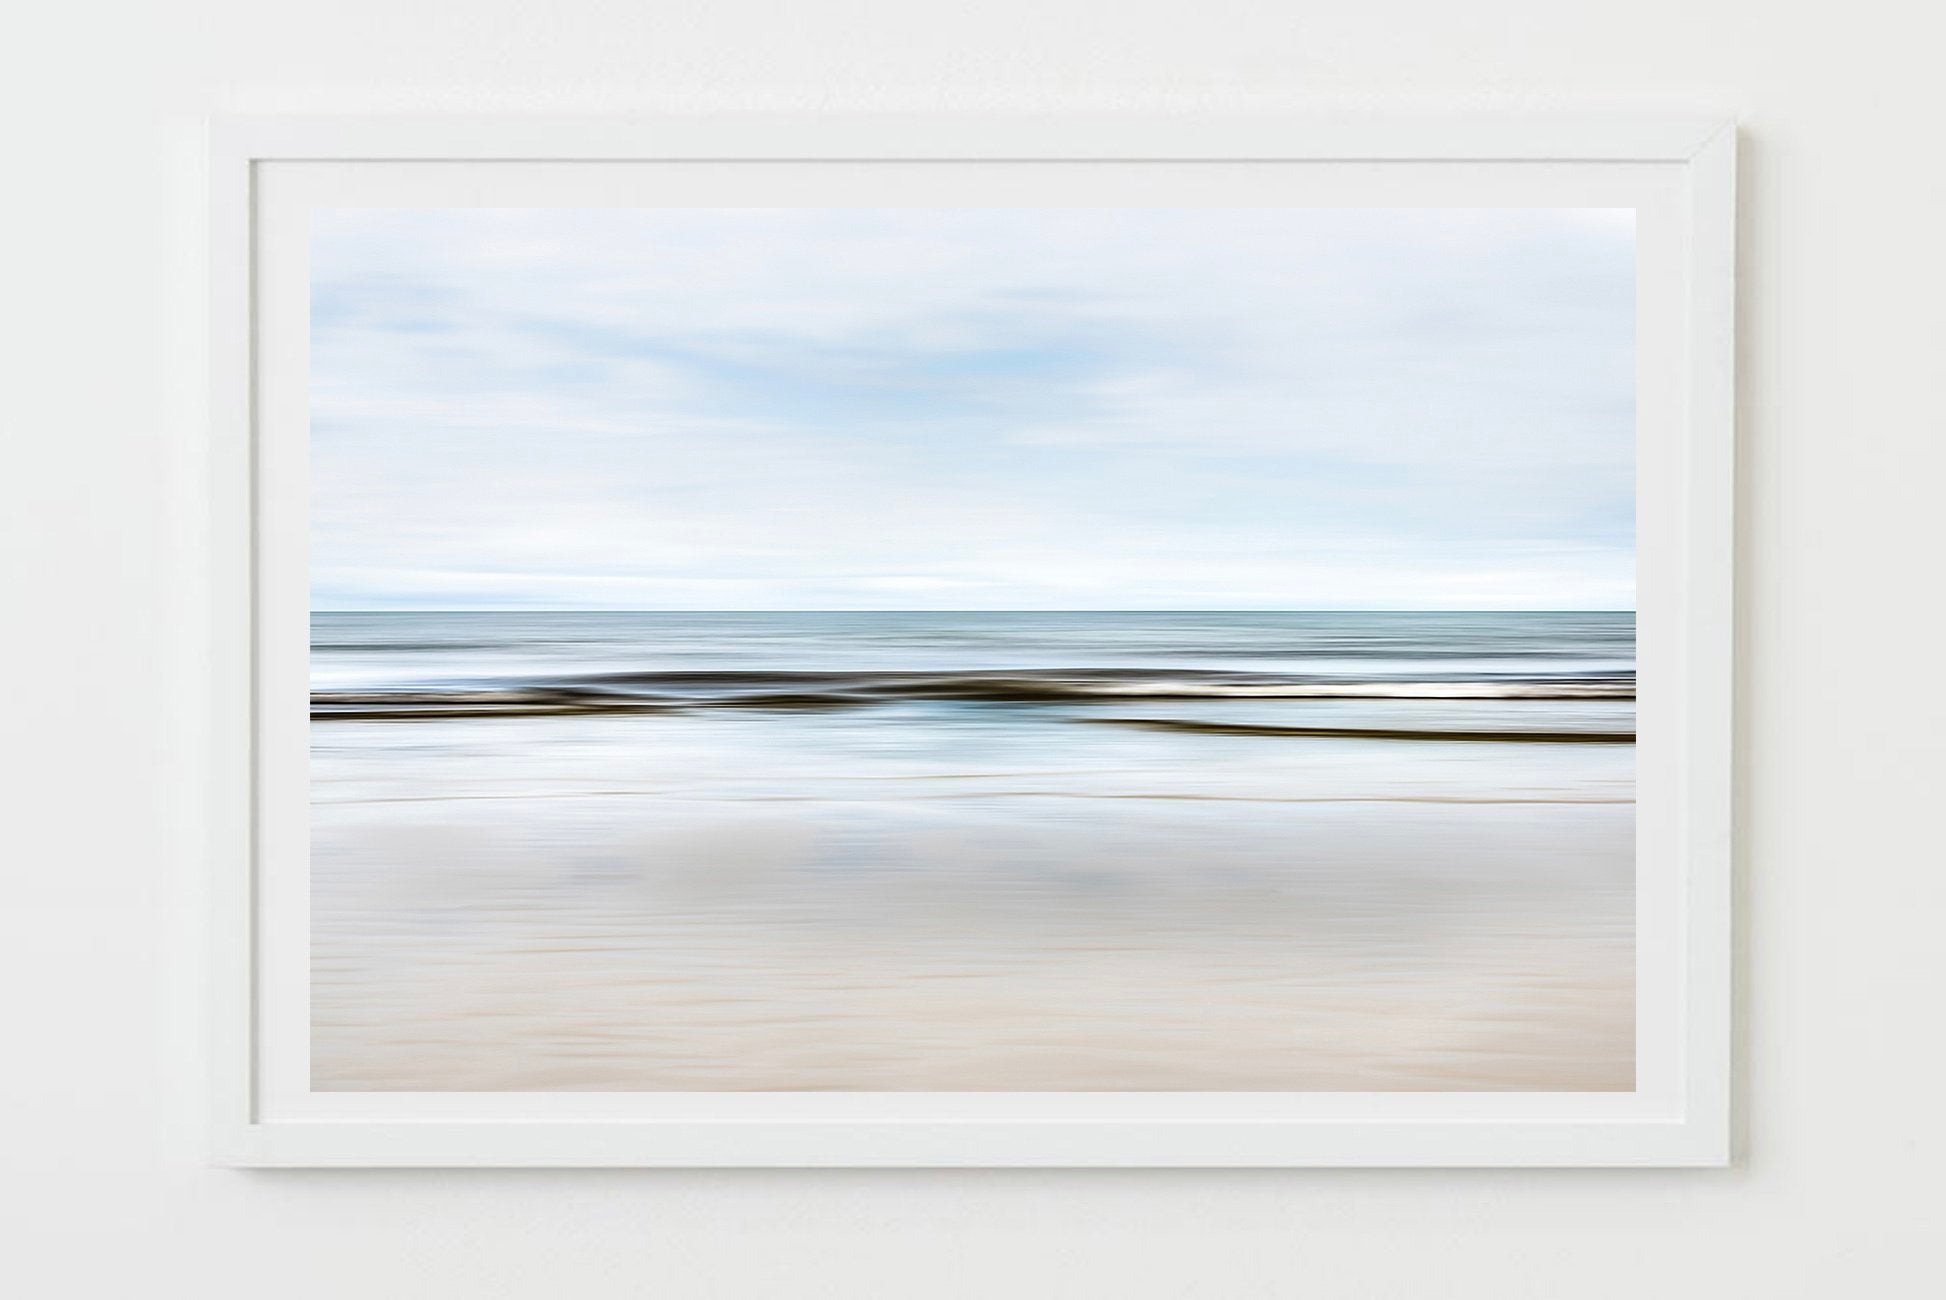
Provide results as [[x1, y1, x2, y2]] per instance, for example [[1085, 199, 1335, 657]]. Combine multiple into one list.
[[310, 611, 1636, 1093], [313, 740, 1633, 1092]]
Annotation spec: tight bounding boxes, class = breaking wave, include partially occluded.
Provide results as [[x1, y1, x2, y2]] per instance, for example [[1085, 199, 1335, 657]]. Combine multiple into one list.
[[311, 667, 1635, 721]]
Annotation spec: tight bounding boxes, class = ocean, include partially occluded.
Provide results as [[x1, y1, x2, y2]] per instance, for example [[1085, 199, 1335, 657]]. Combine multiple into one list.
[[311, 611, 1636, 1092]]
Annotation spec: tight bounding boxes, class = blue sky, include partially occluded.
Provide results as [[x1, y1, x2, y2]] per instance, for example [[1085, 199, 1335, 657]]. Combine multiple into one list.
[[311, 207, 1634, 610]]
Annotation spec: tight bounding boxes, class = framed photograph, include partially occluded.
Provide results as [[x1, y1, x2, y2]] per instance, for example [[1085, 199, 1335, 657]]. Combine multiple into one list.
[[209, 114, 1734, 1167]]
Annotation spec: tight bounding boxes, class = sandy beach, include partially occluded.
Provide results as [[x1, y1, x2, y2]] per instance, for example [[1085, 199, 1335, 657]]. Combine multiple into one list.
[[314, 785, 1632, 1091]]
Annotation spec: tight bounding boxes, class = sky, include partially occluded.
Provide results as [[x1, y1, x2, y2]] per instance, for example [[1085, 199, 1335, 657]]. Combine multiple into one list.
[[310, 206, 1634, 611]]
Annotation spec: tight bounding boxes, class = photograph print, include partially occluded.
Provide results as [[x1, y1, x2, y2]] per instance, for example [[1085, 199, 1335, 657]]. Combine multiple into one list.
[[309, 205, 1636, 1093]]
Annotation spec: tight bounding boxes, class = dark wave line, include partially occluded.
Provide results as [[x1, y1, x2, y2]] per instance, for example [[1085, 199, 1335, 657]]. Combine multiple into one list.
[[571, 666, 1634, 690], [312, 667, 1636, 719], [1077, 718, 1635, 743], [311, 688, 673, 721]]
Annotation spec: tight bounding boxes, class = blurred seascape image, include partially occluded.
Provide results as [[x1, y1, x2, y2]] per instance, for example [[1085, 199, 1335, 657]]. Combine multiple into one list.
[[310, 207, 1637, 1091]]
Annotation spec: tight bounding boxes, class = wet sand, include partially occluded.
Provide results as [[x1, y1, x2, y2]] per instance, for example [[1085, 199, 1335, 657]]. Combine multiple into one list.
[[313, 751, 1632, 1092]]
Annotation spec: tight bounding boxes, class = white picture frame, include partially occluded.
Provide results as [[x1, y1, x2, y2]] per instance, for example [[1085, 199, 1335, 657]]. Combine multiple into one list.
[[208, 113, 1735, 1168]]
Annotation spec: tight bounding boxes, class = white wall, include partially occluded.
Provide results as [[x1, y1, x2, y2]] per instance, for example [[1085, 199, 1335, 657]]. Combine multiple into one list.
[[3, 2, 1940, 1295]]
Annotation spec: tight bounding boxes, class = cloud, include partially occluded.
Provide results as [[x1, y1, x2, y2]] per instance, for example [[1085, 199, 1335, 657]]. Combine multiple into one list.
[[311, 206, 1634, 610]]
